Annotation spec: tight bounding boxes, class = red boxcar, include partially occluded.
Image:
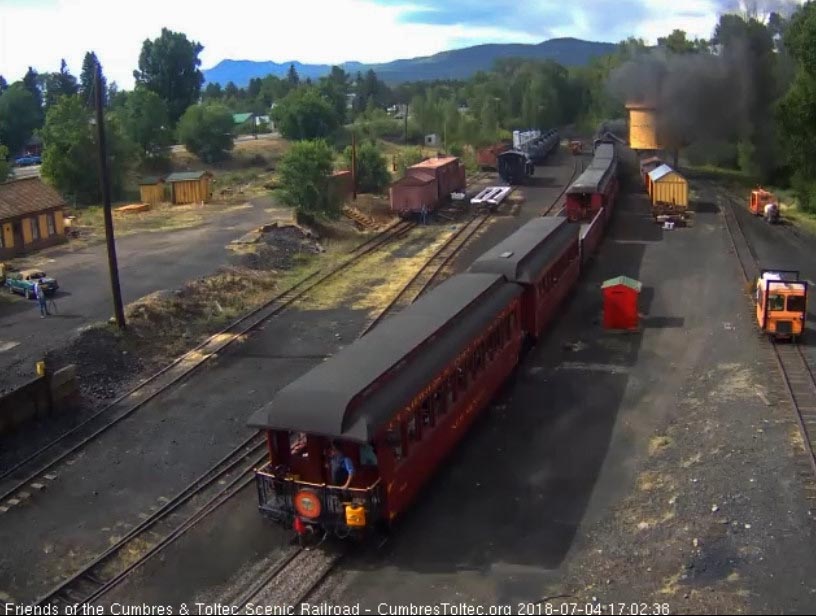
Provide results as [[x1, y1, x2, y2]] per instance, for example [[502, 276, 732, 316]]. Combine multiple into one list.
[[476, 143, 510, 170], [565, 144, 618, 223], [389, 171, 438, 216], [639, 156, 663, 187], [408, 156, 466, 203], [249, 273, 524, 537], [468, 217, 580, 339]]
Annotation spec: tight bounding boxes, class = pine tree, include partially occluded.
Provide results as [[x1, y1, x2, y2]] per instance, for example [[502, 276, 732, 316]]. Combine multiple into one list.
[[0, 75, 7, 95], [287, 64, 300, 86], [79, 51, 105, 107], [22, 67, 42, 109]]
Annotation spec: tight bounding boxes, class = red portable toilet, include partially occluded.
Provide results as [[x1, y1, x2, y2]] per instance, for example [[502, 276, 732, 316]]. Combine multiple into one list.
[[602, 276, 642, 330]]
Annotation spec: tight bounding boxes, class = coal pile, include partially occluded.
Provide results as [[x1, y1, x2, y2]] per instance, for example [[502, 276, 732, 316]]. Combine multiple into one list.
[[231, 224, 324, 271]]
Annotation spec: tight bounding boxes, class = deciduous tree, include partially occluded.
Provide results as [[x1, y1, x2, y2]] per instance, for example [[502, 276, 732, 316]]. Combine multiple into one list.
[[0, 84, 42, 154], [41, 95, 133, 203], [119, 87, 172, 163], [276, 139, 337, 218], [272, 87, 339, 140], [0, 144, 10, 182], [134, 28, 204, 125], [176, 103, 234, 163], [342, 141, 390, 193]]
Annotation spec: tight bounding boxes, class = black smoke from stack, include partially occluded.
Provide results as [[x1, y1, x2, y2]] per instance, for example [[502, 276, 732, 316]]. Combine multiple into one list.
[[609, 46, 750, 150]]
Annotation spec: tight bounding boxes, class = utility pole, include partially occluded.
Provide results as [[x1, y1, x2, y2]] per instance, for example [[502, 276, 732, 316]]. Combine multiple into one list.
[[94, 63, 126, 329], [351, 131, 357, 201]]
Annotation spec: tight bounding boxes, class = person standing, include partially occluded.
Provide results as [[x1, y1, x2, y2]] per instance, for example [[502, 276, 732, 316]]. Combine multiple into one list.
[[34, 281, 49, 318]]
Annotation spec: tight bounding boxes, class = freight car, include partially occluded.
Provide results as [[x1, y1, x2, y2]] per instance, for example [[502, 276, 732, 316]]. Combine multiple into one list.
[[389, 155, 466, 217], [476, 142, 511, 170], [565, 143, 618, 223], [528, 129, 560, 164], [497, 150, 535, 185]]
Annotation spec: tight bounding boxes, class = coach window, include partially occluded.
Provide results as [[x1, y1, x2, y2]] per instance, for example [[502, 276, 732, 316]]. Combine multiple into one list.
[[421, 396, 434, 428], [407, 412, 419, 445]]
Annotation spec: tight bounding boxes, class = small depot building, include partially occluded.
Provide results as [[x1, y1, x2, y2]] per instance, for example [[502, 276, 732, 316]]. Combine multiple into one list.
[[165, 171, 213, 205], [648, 164, 688, 207], [602, 276, 642, 330], [0, 177, 66, 258], [138, 176, 166, 205]]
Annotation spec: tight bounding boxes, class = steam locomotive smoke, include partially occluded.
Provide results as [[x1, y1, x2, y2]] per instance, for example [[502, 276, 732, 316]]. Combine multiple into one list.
[[608, 46, 750, 148]]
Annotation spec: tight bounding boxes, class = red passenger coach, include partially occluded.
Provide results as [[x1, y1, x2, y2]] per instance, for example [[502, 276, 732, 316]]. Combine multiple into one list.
[[565, 143, 618, 223], [249, 273, 524, 537], [469, 217, 580, 339], [579, 208, 605, 265]]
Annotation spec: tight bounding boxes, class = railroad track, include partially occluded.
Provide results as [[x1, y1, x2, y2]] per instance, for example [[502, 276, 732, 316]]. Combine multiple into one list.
[[36, 435, 266, 609], [542, 157, 583, 216], [361, 213, 492, 335], [0, 219, 416, 509], [230, 546, 343, 610], [715, 181, 816, 484]]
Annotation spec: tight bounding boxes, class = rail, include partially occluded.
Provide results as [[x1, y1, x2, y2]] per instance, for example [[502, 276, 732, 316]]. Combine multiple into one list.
[[714, 180, 816, 483], [361, 213, 492, 336], [542, 157, 583, 216], [0, 220, 416, 509]]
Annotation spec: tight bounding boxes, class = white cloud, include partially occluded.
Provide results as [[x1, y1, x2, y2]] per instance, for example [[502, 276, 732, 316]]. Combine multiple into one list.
[[0, 0, 785, 88], [0, 0, 540, 87]]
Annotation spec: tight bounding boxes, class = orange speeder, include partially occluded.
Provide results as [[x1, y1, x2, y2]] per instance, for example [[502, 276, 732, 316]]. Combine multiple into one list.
[[755, 270, 808, 341]]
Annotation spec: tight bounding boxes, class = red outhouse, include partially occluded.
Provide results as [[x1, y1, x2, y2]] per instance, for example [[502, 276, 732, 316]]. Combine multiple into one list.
[[602, 276, 642, 330]]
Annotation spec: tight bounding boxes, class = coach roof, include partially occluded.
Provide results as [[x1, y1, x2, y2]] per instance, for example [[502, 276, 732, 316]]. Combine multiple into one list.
[[248, 273, 522, 442], [468, 217, 578, 284]]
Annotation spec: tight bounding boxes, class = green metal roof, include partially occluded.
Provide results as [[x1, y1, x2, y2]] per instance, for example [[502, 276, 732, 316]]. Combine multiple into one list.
[[232, 113, 254, 124], [602, 276, 642, 292], [138, 176, 165, 185], [165, 171, 211, 183]]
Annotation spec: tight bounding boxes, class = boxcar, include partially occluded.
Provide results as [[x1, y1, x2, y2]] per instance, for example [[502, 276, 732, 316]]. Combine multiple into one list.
[[389, 172, 439, 216], [476, 143, 510, 170], [468, 217, 580, 339], [407, 156, 466, 203], [498, 150, 535, 185], [249, 273, 524, 537]]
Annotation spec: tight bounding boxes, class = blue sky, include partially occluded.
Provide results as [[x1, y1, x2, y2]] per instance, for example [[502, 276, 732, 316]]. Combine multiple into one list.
[[0, 0, 784, 88]]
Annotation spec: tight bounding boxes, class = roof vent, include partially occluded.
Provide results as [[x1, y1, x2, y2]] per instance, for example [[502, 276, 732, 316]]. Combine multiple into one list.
[[500, 251, 514, 258]]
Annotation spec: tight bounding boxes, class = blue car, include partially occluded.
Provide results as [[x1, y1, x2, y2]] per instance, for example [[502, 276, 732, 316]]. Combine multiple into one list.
[[14, 154, 41, 167]]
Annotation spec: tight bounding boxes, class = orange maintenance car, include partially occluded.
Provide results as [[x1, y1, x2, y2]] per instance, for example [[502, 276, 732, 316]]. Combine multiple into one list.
[[755, 270, 808, 341]]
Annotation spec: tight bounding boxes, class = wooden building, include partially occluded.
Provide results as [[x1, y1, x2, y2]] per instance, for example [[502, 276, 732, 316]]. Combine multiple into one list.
[[138, 176, 166, 205], [165, 171, 213, 205], [0, 177, 66, 258], [648, 164, 688, 207]]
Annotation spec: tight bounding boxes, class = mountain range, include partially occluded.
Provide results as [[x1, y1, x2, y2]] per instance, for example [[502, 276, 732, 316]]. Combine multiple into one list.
[[203, 37, 617, 87]]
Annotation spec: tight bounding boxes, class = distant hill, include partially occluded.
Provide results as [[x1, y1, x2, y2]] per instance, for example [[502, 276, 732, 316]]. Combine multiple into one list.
[[203, 38, 616, 87]]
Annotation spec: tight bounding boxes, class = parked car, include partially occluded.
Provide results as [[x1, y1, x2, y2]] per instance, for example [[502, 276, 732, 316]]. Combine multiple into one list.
[[5, 270, 59, 298], [14, 154, 41, 167]]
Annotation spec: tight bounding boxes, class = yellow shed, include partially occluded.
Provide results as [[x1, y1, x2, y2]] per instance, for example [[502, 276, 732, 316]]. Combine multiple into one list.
[[166, 171, 213, 205], [648, 164, 688, 208], [138, 177, 166, 205]]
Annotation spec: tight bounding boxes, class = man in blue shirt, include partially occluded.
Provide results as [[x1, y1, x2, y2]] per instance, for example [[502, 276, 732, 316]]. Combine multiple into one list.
[[328, 442, 354, 489]]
